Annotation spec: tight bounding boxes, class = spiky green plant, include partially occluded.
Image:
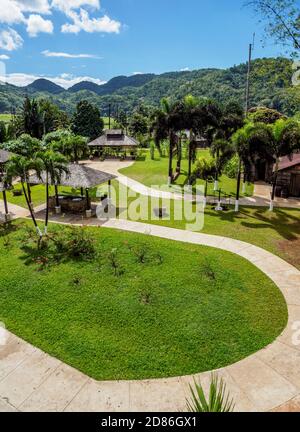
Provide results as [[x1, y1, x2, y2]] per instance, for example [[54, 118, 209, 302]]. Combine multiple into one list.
[[186, 374, 235, 412]]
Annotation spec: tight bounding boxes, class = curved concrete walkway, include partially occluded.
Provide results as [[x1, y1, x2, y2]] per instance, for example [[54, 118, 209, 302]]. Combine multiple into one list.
[[84, 160, 300, 208], [1, 219, 300, 412]]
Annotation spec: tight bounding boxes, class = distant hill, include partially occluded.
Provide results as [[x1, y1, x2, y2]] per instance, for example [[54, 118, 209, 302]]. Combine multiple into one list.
[[1, 58, 299, 117], [26, 78, 64, 94], [68, 73, 156, 95]]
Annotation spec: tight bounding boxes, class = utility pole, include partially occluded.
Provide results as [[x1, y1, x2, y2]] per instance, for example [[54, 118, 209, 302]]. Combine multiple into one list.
[[236, 35, 255, 212], [108, 104, 111, 130], [245, 33, 255, 115]]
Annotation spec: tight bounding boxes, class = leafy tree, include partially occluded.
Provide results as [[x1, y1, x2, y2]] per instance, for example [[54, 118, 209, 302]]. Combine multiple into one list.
[[246, 0, 300, 55], [22, 97, 43, 139], [72, 100, 104, 140], [128, 112, 148, 138], [1, 134, 42, 158], [248, 106, 286, 124], [44, 130, 87, 162], [39, 99, 70, 134]]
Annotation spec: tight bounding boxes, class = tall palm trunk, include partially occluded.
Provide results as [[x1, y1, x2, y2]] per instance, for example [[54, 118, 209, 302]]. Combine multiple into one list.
[[21, 181, 43, 243], [176, 134, 182, 173], [270, 157, 279, 212], [235, 158, 242, 212], [214, 149, 219, 191], [2, 190, 9, 222], [168, 131, 173, 186], [45, 172, 49, 235], [27, 182, 32, 206], [188, 131, 193, 185]]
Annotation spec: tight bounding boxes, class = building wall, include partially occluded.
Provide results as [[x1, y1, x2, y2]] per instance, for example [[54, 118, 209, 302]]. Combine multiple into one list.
[[277, 164, 300, 197]]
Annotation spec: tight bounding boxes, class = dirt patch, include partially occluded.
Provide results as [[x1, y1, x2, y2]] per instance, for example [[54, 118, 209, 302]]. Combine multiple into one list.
[[277, 237, 300, 269]]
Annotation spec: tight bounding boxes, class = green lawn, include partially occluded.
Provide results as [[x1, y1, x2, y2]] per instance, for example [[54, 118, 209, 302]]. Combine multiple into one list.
[[119, 148, 254, 197], [102, 116, 116, 129], [0, 221, 287, 380], [0, 114, 12, 123]]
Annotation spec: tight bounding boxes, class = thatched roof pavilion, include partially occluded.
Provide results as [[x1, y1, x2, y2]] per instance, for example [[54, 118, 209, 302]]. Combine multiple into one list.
[[29, 163, 116, 189], [88, 129, 139, 149], [29, 163, 116, 216]]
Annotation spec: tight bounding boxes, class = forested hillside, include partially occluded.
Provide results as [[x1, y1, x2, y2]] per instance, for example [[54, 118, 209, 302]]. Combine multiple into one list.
[[0, 57, 299, 116]]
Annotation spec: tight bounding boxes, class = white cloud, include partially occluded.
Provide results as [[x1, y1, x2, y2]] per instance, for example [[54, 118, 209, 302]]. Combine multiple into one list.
[[0, 0, 26, 24], [42, 49, 100, 58], [0, 72, 106, 88], [61, 9, 121, 34], [16, 0, 51, 14], [52, 0, 100, 13], [180, 67, 190, 72], [133, 72, 143, 75], [26, 14, 54, 36], [0, 28, 23, 51], [0, 55, 10, 60]]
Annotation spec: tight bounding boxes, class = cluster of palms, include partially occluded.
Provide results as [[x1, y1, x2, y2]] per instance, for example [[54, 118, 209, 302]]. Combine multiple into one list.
[[152, 96, 300, 212], [232, 118, 300, 211], [2, 130, 87, 243], [151, 96, 243, 187]]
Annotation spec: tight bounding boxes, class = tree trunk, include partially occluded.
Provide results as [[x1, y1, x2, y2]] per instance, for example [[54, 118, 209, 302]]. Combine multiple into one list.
[[176, 134, 182, 173], [214, 149, 219, 191], [168, 131, 173, 186], [27, 182, 32, 206], [44, 172, 49, 235], [235, 158, 242, 212], [2, 190, 9, 222], [188, 131, 193, 185], [21, 182, 43, 243]]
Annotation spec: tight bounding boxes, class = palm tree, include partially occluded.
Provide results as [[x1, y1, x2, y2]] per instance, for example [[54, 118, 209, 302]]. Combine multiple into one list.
[[183, 95, 199, 185], [231, 127, 251, 212], [35, 151, 68, 234], [5, 155, 43, 240]]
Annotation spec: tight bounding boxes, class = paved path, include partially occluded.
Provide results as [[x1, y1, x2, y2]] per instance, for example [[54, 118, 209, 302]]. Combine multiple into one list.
[[1, 218, 300, 412], [84, 160, 300, 208]]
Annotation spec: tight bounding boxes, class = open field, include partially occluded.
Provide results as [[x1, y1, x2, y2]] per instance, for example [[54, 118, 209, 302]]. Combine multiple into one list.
[[0, 221, 287, 380]]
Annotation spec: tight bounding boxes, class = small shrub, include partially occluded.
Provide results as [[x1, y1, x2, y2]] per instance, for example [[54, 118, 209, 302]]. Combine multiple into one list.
[[132, 243, 149, 264], [140, 289, 152, 305], [52, 227, 96, 261], [201, 258, 216, 281], [107, 248, 124, 276], [187, 374, 235, 412]]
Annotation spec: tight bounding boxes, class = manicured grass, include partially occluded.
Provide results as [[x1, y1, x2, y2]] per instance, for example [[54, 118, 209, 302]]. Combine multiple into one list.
[[119, 148, 254, 197], [0, 221, 287, 380], [0, 114, 12, 123], [102, 117, 116, 129]]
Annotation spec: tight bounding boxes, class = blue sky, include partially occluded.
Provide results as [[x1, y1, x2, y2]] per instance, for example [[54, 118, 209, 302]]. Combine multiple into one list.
[[0, 0, 285, 87]]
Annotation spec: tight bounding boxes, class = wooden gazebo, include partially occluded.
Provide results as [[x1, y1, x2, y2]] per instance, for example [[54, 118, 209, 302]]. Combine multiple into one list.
[[88, 129, 139, 158], [29, 163, 116, 217]]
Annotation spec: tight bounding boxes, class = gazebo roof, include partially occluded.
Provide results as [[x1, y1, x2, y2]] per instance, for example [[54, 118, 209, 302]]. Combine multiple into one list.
[[0, 149, 13, 164], [276, 153, 300, 171], [29, 163, 116, 189], [88, 129, 139, 148]]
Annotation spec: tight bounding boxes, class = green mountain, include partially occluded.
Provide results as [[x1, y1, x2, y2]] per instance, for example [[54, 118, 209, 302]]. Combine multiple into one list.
[[0, 57, 299, 116], [26, 78, 64, 94]]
